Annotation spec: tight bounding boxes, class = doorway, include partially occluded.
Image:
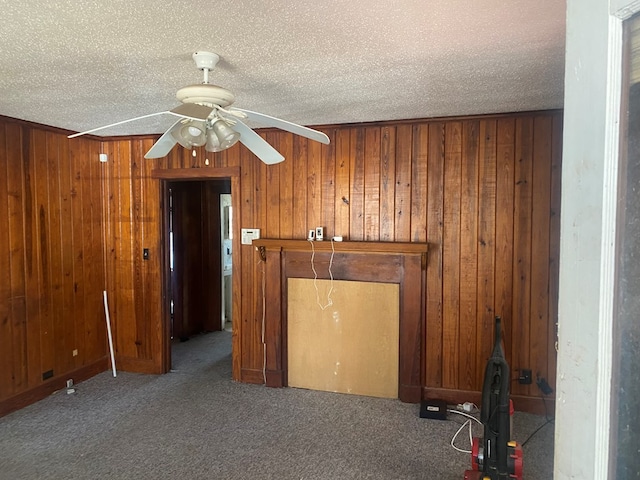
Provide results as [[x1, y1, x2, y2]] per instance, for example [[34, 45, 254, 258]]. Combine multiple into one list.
[[165, 178, 232, 369]]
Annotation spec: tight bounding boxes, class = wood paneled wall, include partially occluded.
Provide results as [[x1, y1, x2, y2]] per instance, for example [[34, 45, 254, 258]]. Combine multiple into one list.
[[101, 110, 561, 412], [0, 109, 561, 415], [0, 117, 107, 415]]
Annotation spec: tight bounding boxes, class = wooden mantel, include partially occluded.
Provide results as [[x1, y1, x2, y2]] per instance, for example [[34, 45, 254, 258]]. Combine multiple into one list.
[[253, 238, 428, 256], [253, 239, 428, 403]]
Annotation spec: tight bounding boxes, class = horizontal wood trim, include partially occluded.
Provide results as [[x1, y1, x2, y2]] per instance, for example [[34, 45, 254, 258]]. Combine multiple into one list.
[[0, 357, 108, 418], [151, 166, 240, 180], [423, 387, 555, 417], [254, 239, 428, 255]]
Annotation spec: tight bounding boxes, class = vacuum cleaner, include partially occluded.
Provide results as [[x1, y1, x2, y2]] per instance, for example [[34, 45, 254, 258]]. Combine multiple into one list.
[[464, 316, 523, 480]]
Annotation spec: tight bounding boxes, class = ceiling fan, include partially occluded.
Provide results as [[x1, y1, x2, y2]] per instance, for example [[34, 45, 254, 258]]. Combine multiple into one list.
[[68, 51, 330, 164]]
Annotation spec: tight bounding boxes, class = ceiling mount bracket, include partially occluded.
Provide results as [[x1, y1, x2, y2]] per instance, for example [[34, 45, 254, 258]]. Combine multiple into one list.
[[193, 52, 220, 84]]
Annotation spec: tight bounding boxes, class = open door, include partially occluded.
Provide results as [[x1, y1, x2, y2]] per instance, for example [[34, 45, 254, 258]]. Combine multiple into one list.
[[168, 180, 230, 344]]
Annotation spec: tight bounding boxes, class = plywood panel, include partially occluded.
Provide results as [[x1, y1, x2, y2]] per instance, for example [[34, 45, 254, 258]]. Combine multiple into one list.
[[287, 278, 399, 399]]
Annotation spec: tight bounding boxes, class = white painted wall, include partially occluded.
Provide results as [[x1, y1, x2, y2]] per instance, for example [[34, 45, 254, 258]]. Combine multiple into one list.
[[555, 0, 638, 478]]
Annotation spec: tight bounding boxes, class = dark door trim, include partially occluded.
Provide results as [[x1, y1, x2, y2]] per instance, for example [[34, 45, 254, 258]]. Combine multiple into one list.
[[153, 167, 241, 378]]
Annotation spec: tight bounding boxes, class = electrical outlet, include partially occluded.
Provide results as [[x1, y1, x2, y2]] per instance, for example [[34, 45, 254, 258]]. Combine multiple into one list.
[[518, 369, 532, 385]]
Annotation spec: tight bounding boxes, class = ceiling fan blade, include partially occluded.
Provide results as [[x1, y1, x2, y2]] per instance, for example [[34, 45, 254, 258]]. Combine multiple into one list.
[[232, 119, 285, 165], [67, 111, 169, 138], [168, 103, 214, 121], [230, 108, 330, 145], [68, 104, 213, 140], [144, 120, 182, 159]]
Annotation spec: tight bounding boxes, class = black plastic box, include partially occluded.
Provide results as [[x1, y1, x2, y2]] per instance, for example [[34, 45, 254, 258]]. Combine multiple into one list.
[[419, 399, 448, 420]]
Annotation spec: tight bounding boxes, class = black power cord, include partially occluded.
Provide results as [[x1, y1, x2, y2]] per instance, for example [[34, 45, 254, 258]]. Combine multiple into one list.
[[522, 377, 555, 447]]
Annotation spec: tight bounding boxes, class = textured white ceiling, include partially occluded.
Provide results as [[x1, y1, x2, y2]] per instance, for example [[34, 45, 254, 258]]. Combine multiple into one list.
[[0, 0, 566, 137]]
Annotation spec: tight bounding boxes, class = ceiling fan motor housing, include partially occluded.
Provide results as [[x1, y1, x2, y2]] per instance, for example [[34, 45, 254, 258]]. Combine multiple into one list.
[[176, 84, 235, 108]]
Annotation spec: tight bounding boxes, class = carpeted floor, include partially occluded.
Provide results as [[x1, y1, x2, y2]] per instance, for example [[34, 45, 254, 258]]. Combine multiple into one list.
[[0, 331, 554, 479]]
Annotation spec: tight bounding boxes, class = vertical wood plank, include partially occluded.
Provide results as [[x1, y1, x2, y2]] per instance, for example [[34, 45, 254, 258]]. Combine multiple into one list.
[[334, 129, 351, 239], [7, 124, 27, 391], [34, 130, 54, 381], [379, 126, 396, 242], [476, 119, 497, 386], [307, 140, 322, 234], [442, 121, 462, 388], [511, 117, 533, 396], [45, 131, 65, 378], [530, 115, 553, 393], [240, 142, 257, 372], [278, 133, 294, 239], [495, 118, 515, 364], [80, 138, 103, 364], [265, 132, 281, 239], [58, 135, 75, 374], [458, 120, 479, 390], [23, 128, 42, 388], [411, 124, 428, 243], [0, 124, 15, 398], [425, 122, 445, 387], [69, 137, 86, 369], [394, 125, 412, 242], [321, 130, 336, 239], [142, 139, 163, 364], [349, 128, 365, 241], [364, 127, 380, 241], [292, 136, 308, 239]]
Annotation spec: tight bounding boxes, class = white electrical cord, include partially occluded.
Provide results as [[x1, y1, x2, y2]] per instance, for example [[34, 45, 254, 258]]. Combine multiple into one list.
[[447, 408, 482, 454], [309, 239, 335, 310], [450, 420, 473, 454], [259, 257, 266, 384]]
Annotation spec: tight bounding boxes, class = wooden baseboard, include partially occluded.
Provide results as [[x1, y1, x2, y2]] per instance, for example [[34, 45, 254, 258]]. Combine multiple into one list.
[[240, 368, 266, 384], [115, 356, 163, 374], [422, 387, 556, 416], [0, 357, 108, 418]]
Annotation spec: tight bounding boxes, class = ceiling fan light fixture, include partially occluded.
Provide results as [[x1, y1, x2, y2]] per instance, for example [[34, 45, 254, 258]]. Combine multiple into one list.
[[210, 119, 240, 151], [205, 128, 222, 152], [172, 120, 207, 148]]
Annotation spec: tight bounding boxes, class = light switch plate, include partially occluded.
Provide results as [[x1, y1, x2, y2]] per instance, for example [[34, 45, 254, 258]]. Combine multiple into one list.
[[241, 228, 260, 245]]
